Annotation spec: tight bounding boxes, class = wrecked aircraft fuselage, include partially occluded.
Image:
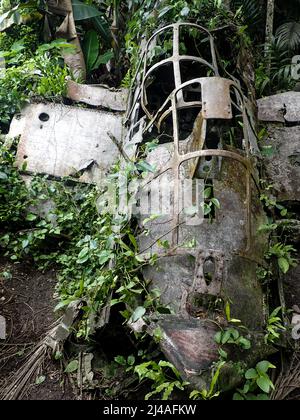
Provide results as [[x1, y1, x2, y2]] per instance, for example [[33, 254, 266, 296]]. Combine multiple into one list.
[[126, 23, 271, 389]]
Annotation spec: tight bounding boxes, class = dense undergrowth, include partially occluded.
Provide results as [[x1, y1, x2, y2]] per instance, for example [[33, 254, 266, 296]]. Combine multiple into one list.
[[0, 0, 299, 401]]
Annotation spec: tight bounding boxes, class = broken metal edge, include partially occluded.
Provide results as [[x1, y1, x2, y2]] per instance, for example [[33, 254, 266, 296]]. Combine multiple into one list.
[[67, 80, 129, 112]]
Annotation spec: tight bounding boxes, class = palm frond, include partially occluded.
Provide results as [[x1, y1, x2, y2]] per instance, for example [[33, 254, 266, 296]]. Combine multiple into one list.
[[276, 21, 300, 51], [231, 0, 263, 29]]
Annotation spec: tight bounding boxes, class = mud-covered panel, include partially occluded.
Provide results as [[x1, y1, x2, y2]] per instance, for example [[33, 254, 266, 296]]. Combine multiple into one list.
[[223, 256, 265, 330], [262, 125, 300, 201], [143, 255, 195, 313]]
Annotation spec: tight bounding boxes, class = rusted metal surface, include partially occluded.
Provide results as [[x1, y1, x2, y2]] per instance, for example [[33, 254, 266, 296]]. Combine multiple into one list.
[[67, 80, 128, 112], [9, 103, 124, 184], [126, 23, 269, 388], [157, 317, 219, 386]]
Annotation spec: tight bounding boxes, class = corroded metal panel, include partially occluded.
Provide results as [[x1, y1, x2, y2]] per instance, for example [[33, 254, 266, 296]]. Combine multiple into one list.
[[201, 77, 232, 119], [126, 22, 269, 388], [258, 91, 300, 123], [67, 80, 128, 112], [9, 103, 124, 184]]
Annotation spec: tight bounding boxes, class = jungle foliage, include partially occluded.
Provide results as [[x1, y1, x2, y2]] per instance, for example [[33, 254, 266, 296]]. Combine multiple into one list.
[[0, 0, 299, 401]]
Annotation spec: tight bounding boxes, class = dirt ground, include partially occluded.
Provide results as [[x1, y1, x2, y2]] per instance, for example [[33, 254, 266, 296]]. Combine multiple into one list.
[[0, 258, 76, 400]]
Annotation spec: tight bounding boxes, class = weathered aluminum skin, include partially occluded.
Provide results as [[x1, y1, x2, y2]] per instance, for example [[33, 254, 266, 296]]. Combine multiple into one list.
[[126, 23, 270, 387], [9, 103, 124, 184]]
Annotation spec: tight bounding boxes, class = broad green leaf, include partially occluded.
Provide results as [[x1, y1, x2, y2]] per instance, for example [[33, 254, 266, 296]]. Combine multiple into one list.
[[72, 0, 101, 21], [77, 247, 89, 264], [99, 250, 113, 265], [256, 376, 271, 393], [82, 30, 99, 73], [93, 50, 114, 69], [22, 239, 29, 249], [238, 337, 251, 350], [184, 206, 198, 216], [127, 355, 135, 366], [221, 330, 231, 344], [256, 361, 276, 374], [204, 187, 212, 199], [278, 257, 289, 274], [26, 213, 37, 221], [92, 16, 111, 44], [158, 5, 174, 18], [245, 368, 258, 380], [0, 6, 22, 31], [65, 360, 79, 373], [131, 306, 146, 323], [211, 198, 221, 209], [229, 328, 239, 341], [218, 348, 228, 360], [214, 331, 222, 344]]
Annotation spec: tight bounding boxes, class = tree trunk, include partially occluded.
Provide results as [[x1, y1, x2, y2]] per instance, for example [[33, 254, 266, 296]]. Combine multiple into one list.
[[265, 0, 275, 57]]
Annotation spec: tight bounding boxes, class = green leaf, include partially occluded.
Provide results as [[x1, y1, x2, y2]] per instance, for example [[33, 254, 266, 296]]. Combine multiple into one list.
[[221, 330, 231, 344], [128, 234, 137, 251], [256, 376, 271, 394], [214, 331, 222, 344], [22, 239, 29, 249], [93, 50, 114, 69], [180, 6, 190, 16], [238, 337, 251, 350], [211, 198, 221, 209], [0, 6, 22, 32], [233, 392, 245, 400], [65, 360, 79, 373], [127, 355, 135, 366], [92, 16, 111, 44], [0, 171, 8, 180], [204, 187, 212, 199], [98, 250, 113, 265], [203, 203, 212, 216], [245, 368, 258, 380], [26, 213, 37, 221], [77, 247, 89, 264], [131, 306, 146, 323], [136, 161, 156, 173], [35, 375, 46, 385], [225, 301, 231, 321], [83, 30, 99, 73], [114, 355, 126, 366], [230, 328, 239, 341], [256, 361, 276, 374], [218, 348, 228, 359], [278, 257, 289, 274], [158, 5, 174, 18], [72, 0, 101, 21]]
